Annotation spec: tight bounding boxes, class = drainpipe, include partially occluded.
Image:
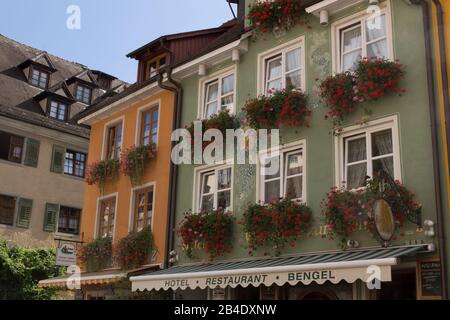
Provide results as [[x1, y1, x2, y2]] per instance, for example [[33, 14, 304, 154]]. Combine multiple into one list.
[[432, 0, 450, 163], [157, 38, 183, 269], [410, 0, 448, 300]]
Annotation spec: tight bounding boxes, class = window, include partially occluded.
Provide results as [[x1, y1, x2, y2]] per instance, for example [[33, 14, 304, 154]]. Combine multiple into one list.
[[30, 67, 49, 89], [58, 206, 81, 235], [197, 166, 233, 212], [48, 100, 68, 121], [337, 117, 400, 190], [64, 150, 87, 178], [98, 197, 116, 239], [0, 131, 24, 164], [260, 146, 305, 204], [0, 195, 16, 226], [133, 186, 154, 232], [335, 8, 392, 72], [202, 72, 235, 119], [146, 55, 167, 79], [75, 85, 92, 104], [140, 107, 159, 146], [105, 122, 123, 160], [259, 37, 304, 95]]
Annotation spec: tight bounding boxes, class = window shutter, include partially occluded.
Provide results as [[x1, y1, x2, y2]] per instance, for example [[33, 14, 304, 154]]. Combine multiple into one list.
[[51, 145, 65, 173], [24, 138, 40, 168], [16, 198, 33, 229], [43, 203, 59, 232]]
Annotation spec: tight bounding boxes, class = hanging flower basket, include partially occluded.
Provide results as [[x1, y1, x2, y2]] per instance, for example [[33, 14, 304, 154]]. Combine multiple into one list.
[[114, 226, 154, 270], [177, 209, 234, 260], [242, 88, 312, 130], [240, 198, 312, 256], [185, 110, 240, 153], [120, 144, 157, 186], [86, 159, 120, 192], [247, 0, 308, 38], [319, 57, 406, 126], [321, 173, 422, 249], [77, 237, 112, 272]]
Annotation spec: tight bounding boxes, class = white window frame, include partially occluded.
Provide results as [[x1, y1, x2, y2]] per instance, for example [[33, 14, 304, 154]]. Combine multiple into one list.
[[55, 204, 83, 237], [94, 192, 118, 240], [128, 181, 156, 233], [331, 1, 394, 73], [193, 163, 234, 213], [256, 140, 307, 204], [334, 115, 401, 190], [101, 116, 125, 160], [257, 36, 306, 95], [197, 66, 237, 119], [134, 99, 161, 146]]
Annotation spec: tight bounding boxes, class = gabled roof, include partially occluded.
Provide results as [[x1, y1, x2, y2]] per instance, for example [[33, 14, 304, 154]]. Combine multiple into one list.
[[126, 19, 237, 59], [0, 34, 128, 136]]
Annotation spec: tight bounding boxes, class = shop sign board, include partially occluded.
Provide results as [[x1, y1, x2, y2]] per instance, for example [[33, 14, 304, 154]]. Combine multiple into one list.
[[417, 259, 442, 300], [56, 241, 78, 267]]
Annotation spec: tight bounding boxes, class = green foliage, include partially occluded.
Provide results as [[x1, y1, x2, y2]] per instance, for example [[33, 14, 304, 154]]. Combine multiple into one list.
[[115, 226, 154, 270], [78, 237, 112, 272], [0, 240, 64, 300]]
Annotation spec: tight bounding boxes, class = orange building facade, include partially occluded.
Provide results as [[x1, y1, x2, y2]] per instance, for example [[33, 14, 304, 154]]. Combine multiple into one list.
[[79, 86, 174, 264]]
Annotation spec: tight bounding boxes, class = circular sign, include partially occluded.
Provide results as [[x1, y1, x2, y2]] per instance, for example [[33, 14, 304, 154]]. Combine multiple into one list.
[[373, 199, 395, 242]]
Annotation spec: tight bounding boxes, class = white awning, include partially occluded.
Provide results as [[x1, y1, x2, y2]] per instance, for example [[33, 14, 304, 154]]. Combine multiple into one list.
[[38, 270, 126, 288], [131, 244, 431, 292]]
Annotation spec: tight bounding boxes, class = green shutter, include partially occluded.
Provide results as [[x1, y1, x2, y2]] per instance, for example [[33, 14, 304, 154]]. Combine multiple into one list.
[[24, 138, 40, 167], [16, 198, 33, 229], [43, 203, 59, 232], [51, 145, 65, 173]]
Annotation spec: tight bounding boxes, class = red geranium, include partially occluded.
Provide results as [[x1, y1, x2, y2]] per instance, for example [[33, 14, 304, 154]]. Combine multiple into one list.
[[240, 198, 312, 256], [177, 209, 234, 260], [242, 88, 312, 130]]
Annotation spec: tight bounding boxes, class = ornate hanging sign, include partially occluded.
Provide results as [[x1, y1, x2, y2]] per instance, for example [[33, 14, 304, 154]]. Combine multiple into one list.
[[373, 199, 396, 244]]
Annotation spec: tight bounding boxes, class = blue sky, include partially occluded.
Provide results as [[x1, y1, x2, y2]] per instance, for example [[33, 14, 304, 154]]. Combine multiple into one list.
[[0, 0, 236, 83]]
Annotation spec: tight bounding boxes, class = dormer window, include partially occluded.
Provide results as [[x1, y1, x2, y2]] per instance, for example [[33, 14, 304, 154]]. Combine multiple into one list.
[[48, 100, 68, 121], [75, 84, 92, 104], [146, 55, 167, 79], [30, 67, 49, 89]]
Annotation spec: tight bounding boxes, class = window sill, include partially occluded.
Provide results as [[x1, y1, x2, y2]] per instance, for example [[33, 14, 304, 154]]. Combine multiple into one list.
[[0, 159, 24, 168], [54, 232, 80, 240], [62, 174, 85, 182], [0, 224, 16, 230]]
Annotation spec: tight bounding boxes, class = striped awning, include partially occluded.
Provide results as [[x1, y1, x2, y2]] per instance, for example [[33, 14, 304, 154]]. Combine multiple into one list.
[[131, 244, 431, 292], [38, 269, 127, 288]]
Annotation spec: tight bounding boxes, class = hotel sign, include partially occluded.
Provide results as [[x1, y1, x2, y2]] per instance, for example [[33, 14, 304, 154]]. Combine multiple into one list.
[[132, 266, 392, 292], [56, 241, 78, 267]]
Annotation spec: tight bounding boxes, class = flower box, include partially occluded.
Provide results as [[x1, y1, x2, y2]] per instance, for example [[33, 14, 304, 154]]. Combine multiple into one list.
[[115, 226, 154, 270], [185, 110, 240, 153], [177, 209, 234, 260], [242, 88, 311, 129], [78, 237, 112, 272], [86, 159, 120, 192], [240, 198, 312, 256], [319, 57, 406, 126], [321, 172, 421, 249], [247, 0, 307, 38], [120, 144, 157, 186]]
